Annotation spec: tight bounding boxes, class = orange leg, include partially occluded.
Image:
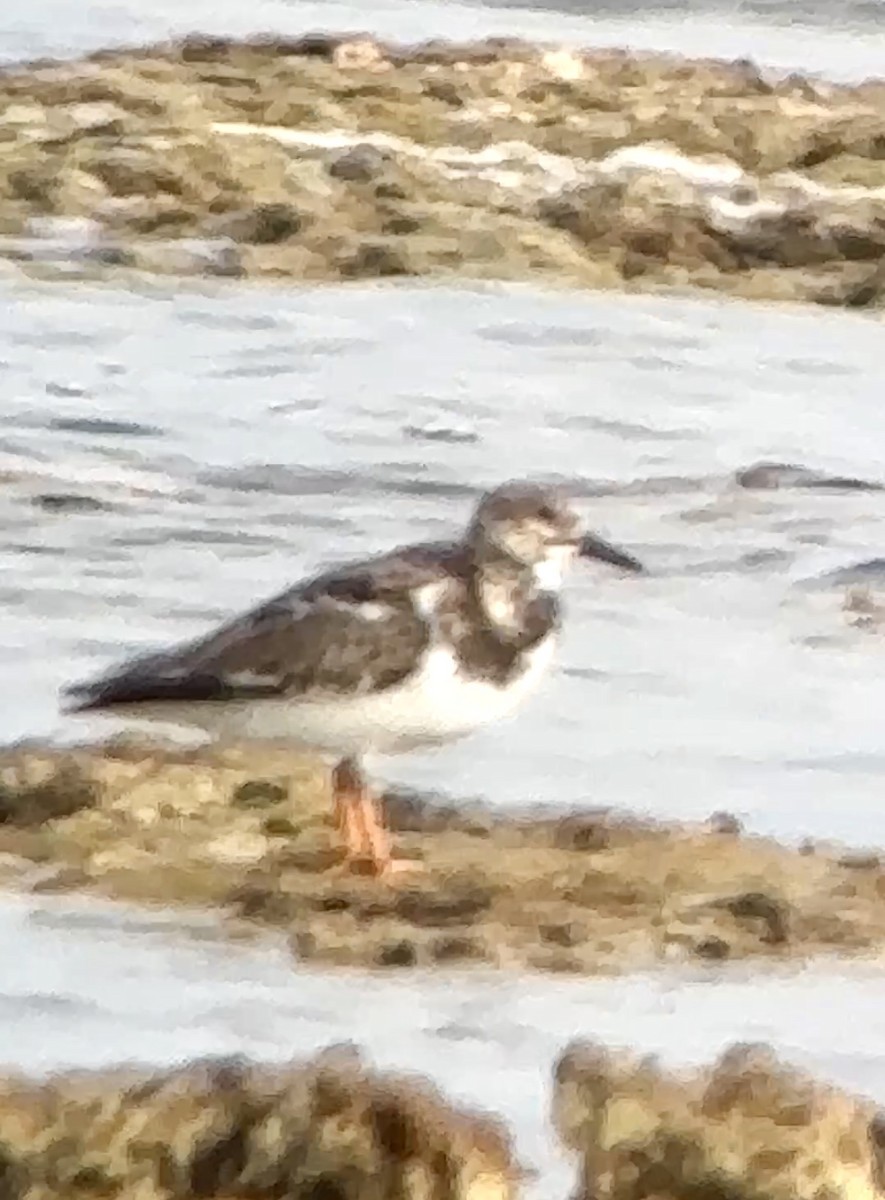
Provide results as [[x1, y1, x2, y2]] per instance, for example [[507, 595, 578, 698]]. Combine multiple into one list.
[[332, 758, 388, 875], [358, 789, 393, 869], [331, 759, 418, 877], [332, 770, 368, 864]]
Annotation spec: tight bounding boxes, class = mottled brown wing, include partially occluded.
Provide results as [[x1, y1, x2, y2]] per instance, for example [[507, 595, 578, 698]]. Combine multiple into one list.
[[63, 540, 467, 713]]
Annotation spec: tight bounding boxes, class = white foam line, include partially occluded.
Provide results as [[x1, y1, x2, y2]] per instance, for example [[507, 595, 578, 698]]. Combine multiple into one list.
[[211, 120, 885, 218], [0, 452, 181, 499], [211, 119, 585, 193], [212, 121, 404, 152]]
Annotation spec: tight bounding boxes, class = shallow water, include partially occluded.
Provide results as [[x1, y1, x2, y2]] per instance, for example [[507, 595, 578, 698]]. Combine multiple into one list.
[[3, 0, 885, 82], [3, 0, 885, 1186], [5, 890, 885, 1200], [3, 278, 885, 847]]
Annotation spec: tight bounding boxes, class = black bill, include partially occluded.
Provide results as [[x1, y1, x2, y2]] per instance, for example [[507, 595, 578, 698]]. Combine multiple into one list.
[[578, 532, 645, 574]]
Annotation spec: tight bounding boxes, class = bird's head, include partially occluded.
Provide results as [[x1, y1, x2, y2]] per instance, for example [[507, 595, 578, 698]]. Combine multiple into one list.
[[467, 481, 644, 590]]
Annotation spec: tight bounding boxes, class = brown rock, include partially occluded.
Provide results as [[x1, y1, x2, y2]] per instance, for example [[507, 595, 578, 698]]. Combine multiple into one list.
[[554, 1038, 885, 1200], [715, 890, 791, 944], [0, 34, 881, 306], [812, 261, 885, 308], [335, 236, 417, 278], [328, 142, 392, 182], [201, 201, 303, 244], [0, 1049, 519, 1199], [1, 742, 885, 976], [0, 755, 97, 826]]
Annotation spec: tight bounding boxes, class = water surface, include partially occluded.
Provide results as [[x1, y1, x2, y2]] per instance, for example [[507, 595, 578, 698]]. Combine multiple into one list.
[[1, 0, 885, 1178], [3, 0, 884, 82], [2, 279, 885, 847], [4, 891, 885, 1200]]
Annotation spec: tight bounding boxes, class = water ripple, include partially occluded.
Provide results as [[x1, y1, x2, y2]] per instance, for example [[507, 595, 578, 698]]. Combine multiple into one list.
[[0, 279, 883, 857]]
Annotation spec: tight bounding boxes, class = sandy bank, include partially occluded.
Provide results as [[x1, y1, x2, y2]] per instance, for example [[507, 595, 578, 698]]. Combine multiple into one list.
[[1, 740, 885, 974], [0, 33, 884, 307], [555, 1039, 885, 1199]]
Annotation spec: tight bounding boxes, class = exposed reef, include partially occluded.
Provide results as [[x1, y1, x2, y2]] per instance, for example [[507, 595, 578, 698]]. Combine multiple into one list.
[[554, 1038, 885, 1199], [0, 33, 884, 306], [2, 740, 885, 973], [0, 1043, 518, 1200], [0, 1033, 883, 1199]]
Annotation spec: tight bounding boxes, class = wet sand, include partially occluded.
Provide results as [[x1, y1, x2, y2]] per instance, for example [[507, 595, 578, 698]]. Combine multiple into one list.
[[0, 34, 884, 307], [2, 740, 885, 976]]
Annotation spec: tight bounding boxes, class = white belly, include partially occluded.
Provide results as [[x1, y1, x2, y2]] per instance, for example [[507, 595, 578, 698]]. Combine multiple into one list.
[[100, 636, 558, 758], [238, 635, 557, 755]]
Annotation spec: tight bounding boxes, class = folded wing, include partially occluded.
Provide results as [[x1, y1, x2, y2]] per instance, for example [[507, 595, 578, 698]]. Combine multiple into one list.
[[62, 541, 463, 714]]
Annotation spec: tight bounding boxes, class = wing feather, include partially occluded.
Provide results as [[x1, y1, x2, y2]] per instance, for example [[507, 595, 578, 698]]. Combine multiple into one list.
[[63, 540, 468, 713]]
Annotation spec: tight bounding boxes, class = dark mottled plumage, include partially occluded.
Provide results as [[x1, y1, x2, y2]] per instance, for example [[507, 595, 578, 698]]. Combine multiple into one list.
[[62, 481, 643, 724], [63, 541, 553, 714], [61, 482, 645, 876]]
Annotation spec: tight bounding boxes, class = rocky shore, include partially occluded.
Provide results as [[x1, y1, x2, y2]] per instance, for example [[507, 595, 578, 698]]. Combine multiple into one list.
[[0, 1036, 881, 1200], [0, 32, 884, 306], [3, 740, 885, 974], [0, 1044, 520, 1200], [554, 1039, 885, 1199]]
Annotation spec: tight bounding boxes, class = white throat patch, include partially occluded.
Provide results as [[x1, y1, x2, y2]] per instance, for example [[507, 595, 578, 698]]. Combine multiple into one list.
[[532, 544, 576, 593]]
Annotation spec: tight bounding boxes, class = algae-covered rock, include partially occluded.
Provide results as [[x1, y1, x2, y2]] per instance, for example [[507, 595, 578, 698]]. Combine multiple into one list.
[[553, 1039, 885, 1199], [0, 751, 98, 826], [0, 34, 883, 305], [2, 742, 885, 975], [0, 1045, 519, 1199]]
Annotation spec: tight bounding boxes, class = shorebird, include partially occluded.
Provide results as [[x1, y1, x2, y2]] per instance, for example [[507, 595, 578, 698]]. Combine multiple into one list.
[[62, 481, 644, 876]]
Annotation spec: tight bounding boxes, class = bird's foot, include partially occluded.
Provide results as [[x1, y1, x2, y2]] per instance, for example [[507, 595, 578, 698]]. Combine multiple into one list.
[[333, 758, 422, 879], [377, 855, 425, 878], [345, 851, 425, 878]]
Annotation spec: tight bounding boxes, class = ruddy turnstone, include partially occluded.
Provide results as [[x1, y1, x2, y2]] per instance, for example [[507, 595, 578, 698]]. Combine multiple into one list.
[[62, 481, 643, 876]]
